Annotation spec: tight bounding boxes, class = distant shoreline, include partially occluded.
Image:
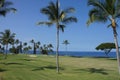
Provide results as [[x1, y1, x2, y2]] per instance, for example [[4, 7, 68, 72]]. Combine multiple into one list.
[[3, 51, 116, 58]]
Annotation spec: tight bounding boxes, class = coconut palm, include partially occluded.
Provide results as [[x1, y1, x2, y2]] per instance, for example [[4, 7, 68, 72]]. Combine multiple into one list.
[[62, 40, 70, 52], [30, 39, 40, 54], [0, 29, 15, 59], [0, 0, 16, 17], [40, 44, 53, 55], [37, 0, 77, 73], [87, 0, 120, 74]]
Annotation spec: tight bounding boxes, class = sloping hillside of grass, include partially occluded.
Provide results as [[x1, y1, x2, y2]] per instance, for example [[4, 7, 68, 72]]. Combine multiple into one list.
[[0, 54, 120, 80]]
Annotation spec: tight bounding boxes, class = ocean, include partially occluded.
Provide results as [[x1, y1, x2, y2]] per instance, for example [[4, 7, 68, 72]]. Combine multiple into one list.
[[23, 51, 117, 58], [49, 51, 117, 58]]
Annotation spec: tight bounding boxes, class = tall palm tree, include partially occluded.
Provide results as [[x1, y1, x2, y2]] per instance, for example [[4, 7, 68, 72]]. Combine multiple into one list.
[[0, 0, 16, 17], [62, 40, 70, 52], [37, 0, 77, 73], [87, 0, 120, 74], [0, 29, 15, 59]]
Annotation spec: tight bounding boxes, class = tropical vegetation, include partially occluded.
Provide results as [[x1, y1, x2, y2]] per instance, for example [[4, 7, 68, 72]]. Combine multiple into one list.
[[0, 29, 53, 57], [87, 0, 120, 74], [40, 44, 53, 55], [30, 39, 40, 54], [96, 43, 116, 57], [0, 29, 15, 59], [37, 0, 77, 73], [0, 0, 16, 17], [62, 40, 70, 51], [0, 0, 120, 79]]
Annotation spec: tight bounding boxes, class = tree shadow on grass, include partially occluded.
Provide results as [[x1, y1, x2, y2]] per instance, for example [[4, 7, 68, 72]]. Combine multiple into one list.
[[20, 58, 36, 61], [75, 68, 108, 75], [32, 65, 64, 71], [0, 62, 23, 65], [0, 68, 7, 72]]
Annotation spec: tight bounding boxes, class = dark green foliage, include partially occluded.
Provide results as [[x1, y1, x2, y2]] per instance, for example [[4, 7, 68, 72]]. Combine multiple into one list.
[[0, 0, 16, 17], [0, 29, 15, 59], [96, 43, 116, 56], [40, 44, 53, 55], [96, 43, 116, 50], [9, 46, 19, 54], [30, 39, 40, 54]]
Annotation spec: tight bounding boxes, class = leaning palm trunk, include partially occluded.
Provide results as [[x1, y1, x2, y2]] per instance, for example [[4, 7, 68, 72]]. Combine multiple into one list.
[[113, 27, 120, 74], [56, 24, 60, 73]]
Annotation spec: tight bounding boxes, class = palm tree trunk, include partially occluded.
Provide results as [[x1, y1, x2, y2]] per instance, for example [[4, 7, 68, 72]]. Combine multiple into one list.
[[33, 43, 36, 54], [4, 44, 8, 59], [113, 28, 120, 74], [19, 42, 23, 53], [56, 24, 59, 73], [65, 45, 67, 51]]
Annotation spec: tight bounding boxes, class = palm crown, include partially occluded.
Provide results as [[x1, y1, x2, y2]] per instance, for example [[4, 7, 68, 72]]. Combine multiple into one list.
[[0, 0, 16, 16], [87, 0, 120, 28], [37, 0, 77, 73], [87, 0, 120, 74], [37, 0, 77, 31]]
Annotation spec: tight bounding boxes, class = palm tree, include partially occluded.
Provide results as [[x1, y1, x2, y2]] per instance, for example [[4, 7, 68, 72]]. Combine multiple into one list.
[[40, 44, 54, 55], [0, 0, 16, 17], [10, 39, 20, 54], [19, 41, 23, 53], [87, 0, 120, 74], [30, 39, 40, 54], [62, 40, 70, 52], [0, 29, 15, 59], [37, 0, 77, 73]]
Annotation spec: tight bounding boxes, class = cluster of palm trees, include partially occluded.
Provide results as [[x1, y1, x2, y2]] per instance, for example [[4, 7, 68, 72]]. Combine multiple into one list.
[[0, 29, 54, 58], [0, 0, 120, 74], [0, 29, 15, 59]]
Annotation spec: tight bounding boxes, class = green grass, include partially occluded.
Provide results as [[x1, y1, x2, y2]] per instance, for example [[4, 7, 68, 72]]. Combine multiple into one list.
[[0, 54, 120, 80]]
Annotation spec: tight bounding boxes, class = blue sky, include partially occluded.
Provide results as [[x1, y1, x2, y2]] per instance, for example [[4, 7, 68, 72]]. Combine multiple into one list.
[[0, 0, 120, 51]]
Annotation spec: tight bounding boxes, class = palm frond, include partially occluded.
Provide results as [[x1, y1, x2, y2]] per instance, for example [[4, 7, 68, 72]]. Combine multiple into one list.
[[0, 0, 16, 16], [105, 0, 116, 15], [0, 10, 6, 16], [48, 1, 58, 19], [86, 19, 91, 26], [41, 8, 55, 21], [62, 16, 77, 24], [0, 0, 4, 7], [64, 8, 75, 13], [59, 11, 65, 20], [114, 0, 120, 18], [107, 23, 112, 28], [87, 7, 108, 26], [37, 21, 53, 27], [88, 0, 109, 16], [59, 24, 65, 32]]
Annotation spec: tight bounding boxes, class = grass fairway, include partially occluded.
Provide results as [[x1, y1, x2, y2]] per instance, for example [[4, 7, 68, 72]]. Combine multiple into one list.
[[0, 54, 120, 80]]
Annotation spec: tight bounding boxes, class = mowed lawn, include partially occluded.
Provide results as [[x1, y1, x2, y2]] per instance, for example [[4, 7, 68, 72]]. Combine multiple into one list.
[[0, 54, 120, 80]]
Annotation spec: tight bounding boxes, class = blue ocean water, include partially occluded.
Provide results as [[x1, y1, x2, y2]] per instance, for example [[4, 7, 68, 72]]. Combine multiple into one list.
[[49, 51, 117, 58], [23, 51, 117, 58]]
